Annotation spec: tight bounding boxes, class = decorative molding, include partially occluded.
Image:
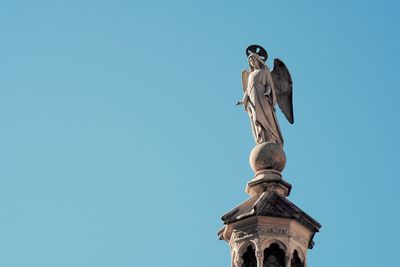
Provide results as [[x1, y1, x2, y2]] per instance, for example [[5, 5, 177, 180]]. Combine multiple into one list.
[[258, 227, 289, 236], [231, 226, 309, 259], [232, 230, 257, 242], [290, 233, 308, 247], [234, 256, 243, 267], [256, 250, 263, 258]]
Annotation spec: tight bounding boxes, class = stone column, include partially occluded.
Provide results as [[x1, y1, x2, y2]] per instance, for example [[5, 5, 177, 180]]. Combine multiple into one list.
[[256, 250, 264, 267], [234, 255, 243, 267], [285, 254, 291, 267]]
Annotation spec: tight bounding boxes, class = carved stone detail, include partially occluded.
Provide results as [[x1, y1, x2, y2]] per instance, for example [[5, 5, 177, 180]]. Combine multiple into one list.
[[258, 227, 289, 237], [290, 232, 308, 247], [219, 45, 320, 267], [232, 230, 257, 242], [234, 256, 244, 267]]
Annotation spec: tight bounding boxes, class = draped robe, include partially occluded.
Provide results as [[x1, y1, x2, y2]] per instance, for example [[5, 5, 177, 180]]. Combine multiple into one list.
[[244, 67, 284, 145]]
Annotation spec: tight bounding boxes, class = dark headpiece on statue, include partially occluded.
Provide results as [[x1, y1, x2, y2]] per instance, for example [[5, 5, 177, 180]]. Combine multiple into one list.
[[245, 45, 268, 62]]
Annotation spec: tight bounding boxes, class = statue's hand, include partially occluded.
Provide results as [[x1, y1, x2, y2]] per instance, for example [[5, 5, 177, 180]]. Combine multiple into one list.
[[264, 86, 272, 97], [264, 95, 273, 105], [237, 94, 249, 107]]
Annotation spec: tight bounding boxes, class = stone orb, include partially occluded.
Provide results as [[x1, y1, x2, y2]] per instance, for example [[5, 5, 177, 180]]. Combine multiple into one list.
[[249, 142, 286, 172]]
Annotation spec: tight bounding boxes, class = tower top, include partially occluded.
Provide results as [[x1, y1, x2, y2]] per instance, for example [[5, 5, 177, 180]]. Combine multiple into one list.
[[218, 45, 321, 267]]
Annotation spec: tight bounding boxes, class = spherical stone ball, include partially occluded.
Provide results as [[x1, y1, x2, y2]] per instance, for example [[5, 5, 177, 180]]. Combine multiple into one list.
[[249, 142, 286, 172]]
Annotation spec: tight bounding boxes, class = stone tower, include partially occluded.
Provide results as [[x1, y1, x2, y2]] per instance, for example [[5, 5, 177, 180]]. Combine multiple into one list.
[[218, 142, 321, 267]]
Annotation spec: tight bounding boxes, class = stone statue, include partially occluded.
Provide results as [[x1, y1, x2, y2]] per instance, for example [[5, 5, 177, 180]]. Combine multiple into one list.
[[218, 47, 321, 266], [237, 45, 293, 145], [237, 45, 294, 173]]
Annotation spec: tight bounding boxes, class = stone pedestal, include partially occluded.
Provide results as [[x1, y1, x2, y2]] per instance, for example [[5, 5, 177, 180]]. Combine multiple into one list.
[[245, 170, 291, 197], [218, 144, 320, 267]]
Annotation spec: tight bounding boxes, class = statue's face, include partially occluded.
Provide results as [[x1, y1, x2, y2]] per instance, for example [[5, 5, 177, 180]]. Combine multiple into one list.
[[249, 56, 261, 69]]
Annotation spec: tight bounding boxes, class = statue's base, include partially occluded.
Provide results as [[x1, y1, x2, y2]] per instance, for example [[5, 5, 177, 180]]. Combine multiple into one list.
[[250, 143, 286, 173], [245, 169, 292, 197]]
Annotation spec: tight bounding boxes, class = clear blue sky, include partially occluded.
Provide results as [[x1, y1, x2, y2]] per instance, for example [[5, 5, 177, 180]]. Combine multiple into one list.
[[0, 0, 399, 266]]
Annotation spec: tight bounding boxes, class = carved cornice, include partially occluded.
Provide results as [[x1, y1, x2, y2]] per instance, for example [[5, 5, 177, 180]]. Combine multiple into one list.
[[258, 227, 289, 236], [231, 226, 309, 250]]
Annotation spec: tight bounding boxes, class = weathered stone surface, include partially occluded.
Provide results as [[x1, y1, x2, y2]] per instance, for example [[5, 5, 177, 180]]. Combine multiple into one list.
[[238, 45, 293, 145], [220, 191, 320, 235], [218, 45, 320, 267], [246, 174, 291, 197], [219, 215, 314, 267], [249, 142, 286, 172]]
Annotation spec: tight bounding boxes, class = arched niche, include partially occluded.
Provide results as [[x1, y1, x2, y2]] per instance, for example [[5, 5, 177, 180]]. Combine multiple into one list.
[[263, 243, 285, 267], [290, 249, 303, 267], [241, 245, 257, 267], [260, 239, 287, 253]]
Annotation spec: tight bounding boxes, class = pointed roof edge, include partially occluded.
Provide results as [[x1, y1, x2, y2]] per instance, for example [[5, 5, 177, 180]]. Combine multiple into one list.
[[220, 192, 321, 234]]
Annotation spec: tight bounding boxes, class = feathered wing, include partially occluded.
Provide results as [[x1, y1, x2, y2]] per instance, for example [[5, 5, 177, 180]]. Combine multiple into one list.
[[271, 58, 294, 124], [241, 69, 250, 93]]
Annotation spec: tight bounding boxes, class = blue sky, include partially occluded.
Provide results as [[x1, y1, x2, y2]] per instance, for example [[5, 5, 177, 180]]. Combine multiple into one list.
[[0, 0, 399, 266]]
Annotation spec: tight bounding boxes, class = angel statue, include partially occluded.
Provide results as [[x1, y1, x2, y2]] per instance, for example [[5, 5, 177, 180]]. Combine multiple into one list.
[[237, 45, 294, 146]]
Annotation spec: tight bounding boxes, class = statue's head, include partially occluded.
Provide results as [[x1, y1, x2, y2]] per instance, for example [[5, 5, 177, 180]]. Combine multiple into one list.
[[246, 44, 268, 71], [246, 44, 268, 61], [248, 53, 265, 70]]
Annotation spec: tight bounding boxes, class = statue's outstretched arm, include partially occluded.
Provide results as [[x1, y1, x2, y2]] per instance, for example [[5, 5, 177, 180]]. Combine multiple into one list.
[[237, 69, 250, 108], [236, 93, 249, 107]]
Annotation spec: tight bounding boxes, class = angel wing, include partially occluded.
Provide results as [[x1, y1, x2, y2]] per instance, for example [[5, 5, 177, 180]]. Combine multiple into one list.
[[241, 69, 250, 93], [271, 58, 294, 124]]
